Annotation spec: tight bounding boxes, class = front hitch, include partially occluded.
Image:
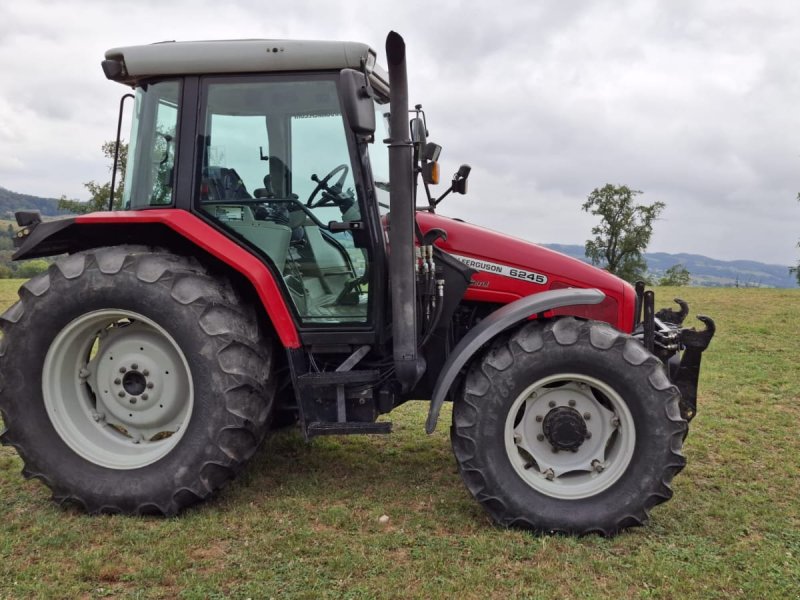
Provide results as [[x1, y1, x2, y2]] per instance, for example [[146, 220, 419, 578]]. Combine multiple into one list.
[[674, 315, 715, 421], [637, 287, 716, 422], [656, 298, 689, 325]]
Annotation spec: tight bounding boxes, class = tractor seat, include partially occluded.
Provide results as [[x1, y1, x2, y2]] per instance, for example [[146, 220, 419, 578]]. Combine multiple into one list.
[[202, 166, 251, 201]]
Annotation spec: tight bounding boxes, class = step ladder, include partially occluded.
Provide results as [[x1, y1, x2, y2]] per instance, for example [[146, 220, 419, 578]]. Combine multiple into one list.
[[296, 370, 392, 438]]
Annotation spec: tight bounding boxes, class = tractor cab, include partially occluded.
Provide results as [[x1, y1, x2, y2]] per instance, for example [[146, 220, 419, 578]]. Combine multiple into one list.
[[110, 41, 393, 327]]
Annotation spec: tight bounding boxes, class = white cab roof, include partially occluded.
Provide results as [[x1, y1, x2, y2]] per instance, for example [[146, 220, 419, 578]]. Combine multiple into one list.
[[104, 39, 387, 89]]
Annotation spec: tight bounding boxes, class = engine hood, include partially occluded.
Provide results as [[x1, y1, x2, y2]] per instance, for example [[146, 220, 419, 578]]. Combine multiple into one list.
[[416, 211, 636, 332]]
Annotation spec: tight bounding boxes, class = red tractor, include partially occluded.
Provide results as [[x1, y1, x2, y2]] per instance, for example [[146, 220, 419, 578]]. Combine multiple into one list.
[[0, 32, 713, 535]]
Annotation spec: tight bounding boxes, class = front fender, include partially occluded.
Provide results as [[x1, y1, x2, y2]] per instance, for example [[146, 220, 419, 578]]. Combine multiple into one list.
[[424, 288, 605, 433], [12, 210, 301, 349]]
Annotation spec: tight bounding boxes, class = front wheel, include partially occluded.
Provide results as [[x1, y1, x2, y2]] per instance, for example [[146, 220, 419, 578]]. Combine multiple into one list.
[[451, 317, 687, 535], [0, 246, 275, 515]]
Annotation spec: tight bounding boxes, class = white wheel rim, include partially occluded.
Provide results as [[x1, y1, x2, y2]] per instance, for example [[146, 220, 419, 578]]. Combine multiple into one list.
[[42, 309, 194, 470], [504, 373, 636, 500]]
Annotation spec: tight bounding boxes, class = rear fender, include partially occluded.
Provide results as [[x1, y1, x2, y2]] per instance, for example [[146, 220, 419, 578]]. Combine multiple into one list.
[[424, 288, 605, 433], [12, 210, 301, 349]]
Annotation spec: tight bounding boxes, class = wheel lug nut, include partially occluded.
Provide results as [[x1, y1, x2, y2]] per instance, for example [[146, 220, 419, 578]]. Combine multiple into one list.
[[585, 431, 592, 439], [142, 393, 148, 401], [568, 399, 576, 407], [114, 378, 121, 385], [146, 382, 154, 389], [118, 391, 125, 398], [143, 369, 149, 376], [537, 434, 545, 442], [544, 468, 555, 481], [552, 447, 559, 453], [548, 400, 556, 408], [583, 412, 591, 420], [131, 363, 139, 370], [119, 367, 127, 373], [535, 415, 543, 422], [129, 397, 137, 404]]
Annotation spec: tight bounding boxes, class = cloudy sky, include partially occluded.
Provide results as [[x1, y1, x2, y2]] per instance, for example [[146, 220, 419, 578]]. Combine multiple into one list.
[[1, 0, 798, 265]]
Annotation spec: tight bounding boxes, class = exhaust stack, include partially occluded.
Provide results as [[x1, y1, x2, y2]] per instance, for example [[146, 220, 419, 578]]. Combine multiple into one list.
[[385, 31, 424, 390]]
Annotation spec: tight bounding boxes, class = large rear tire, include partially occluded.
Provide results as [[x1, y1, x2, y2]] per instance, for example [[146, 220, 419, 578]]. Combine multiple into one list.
[[0, 246, 274, 515], [451, 317, 686, 535]]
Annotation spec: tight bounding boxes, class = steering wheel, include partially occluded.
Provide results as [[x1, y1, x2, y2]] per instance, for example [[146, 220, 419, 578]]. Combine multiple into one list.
[[306, 164, 349, 208]]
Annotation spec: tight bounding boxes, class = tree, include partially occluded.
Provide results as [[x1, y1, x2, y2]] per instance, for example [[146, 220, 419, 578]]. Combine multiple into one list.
[[582, 184, 665, 283], [58, 141, 127, 214], [659, 263, 691, 286]]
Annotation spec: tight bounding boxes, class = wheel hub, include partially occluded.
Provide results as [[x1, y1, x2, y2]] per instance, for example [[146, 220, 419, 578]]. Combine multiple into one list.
[[542, 406, 588, 451], [96, 332, 169, 420], [122, 370, 147, 396]]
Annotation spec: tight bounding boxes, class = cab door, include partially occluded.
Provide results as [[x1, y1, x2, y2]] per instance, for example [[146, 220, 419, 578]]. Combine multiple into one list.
[[194, 74, 378, 331]]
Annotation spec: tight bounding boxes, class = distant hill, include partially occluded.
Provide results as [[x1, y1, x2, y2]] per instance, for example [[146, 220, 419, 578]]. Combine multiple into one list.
[[543, 244, 799, 289], [0, 186, 68, 220], [0, 185, 796, 288]]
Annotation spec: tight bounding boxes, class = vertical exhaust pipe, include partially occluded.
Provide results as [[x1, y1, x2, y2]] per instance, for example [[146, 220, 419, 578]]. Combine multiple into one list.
[[385, 31, 424, 390]]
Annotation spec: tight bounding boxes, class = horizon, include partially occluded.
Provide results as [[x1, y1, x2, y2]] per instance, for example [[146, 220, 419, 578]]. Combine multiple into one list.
[[0, 183, 795, 272]]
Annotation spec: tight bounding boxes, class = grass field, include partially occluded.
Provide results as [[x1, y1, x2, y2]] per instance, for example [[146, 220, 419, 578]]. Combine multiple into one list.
[[1, 279, 798, 598]]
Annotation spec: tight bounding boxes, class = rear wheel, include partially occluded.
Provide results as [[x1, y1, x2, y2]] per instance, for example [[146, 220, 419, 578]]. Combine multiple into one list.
[[0, 246, 274, 515], [451, 317, 686, 535]]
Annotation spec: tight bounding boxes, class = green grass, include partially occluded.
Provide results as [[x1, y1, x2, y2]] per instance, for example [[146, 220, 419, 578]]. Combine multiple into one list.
[[1, 279, 798, 598]]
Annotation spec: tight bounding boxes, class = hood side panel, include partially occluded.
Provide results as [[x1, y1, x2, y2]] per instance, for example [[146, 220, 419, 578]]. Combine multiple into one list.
[[417, 212, 635, 332]]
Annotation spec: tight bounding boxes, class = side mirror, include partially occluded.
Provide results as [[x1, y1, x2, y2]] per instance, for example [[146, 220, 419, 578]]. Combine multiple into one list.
[[339, 69, 375, 138], [431, 163, 471, 209], [410, 117, 426, 144], [452, 164, 471, 195], [410, 116, 427, 158]]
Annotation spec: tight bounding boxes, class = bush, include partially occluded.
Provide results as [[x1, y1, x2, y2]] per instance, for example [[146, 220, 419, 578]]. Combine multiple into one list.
[[16, 259, 50, 278], [659, 264, 691, 286]]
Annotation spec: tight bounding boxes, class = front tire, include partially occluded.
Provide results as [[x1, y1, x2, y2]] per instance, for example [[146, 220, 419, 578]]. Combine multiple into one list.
[[451, 317, 686, 535], [0, 246, 275, 515]]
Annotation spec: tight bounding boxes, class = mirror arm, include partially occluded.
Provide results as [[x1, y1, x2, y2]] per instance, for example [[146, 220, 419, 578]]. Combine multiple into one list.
[[433, 185, 454, 207]]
